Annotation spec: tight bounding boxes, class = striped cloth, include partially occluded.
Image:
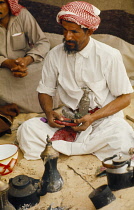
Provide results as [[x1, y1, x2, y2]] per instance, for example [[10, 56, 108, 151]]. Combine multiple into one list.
[[57, 1, 101, 31], [7, 0, 24, 16]]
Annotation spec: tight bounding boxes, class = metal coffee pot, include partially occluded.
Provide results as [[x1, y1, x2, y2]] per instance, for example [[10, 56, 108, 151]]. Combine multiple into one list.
[[39, 135, 63, 196], [102, 153, 134, 191]]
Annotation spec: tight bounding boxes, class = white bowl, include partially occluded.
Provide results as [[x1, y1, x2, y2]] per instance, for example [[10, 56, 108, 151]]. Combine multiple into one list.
[[0, 144, 18, 176]]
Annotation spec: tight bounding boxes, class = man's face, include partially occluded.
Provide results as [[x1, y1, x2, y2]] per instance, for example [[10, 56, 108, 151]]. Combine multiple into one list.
[[0, 0, 10, 21], [62, 20, 91, 54]]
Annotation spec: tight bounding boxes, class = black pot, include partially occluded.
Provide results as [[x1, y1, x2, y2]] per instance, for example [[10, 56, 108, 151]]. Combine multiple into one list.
[[8, 175, 40, 210], [89, 185, 116, 209], [106, 170, 134, 191]]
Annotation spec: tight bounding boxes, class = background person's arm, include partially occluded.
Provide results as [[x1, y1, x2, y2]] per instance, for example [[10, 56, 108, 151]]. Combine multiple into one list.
[[21, 9, 50, 62]]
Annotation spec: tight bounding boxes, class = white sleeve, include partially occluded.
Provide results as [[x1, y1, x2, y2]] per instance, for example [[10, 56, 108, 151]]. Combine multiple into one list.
[[37, 50, 58, 96], [104, 50, 133, 96]]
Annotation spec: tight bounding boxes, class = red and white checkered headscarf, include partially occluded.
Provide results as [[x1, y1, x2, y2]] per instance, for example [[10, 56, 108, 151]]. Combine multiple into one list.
[[7, 0, 24, 16], [57, 1, 101, 31]]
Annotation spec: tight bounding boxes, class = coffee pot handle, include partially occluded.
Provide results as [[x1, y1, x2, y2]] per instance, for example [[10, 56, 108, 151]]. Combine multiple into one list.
[[102, 154, 130, 169]]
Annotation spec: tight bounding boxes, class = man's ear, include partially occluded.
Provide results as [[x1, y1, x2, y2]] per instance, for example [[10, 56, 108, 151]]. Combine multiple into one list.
[[88, 29, 94, 36]]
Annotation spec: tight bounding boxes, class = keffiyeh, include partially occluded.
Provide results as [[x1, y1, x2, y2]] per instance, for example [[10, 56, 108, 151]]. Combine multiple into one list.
[[57, 1, 101, 31], [7, 0, 24, 16]]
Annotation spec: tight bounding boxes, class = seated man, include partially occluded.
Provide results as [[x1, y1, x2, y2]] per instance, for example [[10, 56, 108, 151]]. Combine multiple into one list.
[[17, 1, 134, 161], [0, 0, 50, 112]]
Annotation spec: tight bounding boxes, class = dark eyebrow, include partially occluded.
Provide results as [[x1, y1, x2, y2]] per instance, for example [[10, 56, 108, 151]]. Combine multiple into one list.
[[71, 30, 78, 33], [62, 27, 79, 33]]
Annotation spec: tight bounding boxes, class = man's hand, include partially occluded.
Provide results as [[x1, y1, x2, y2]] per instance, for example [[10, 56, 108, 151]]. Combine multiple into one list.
[[1, 56, 33, 78], [46, 110, 65, 128], [38, 93, 65, 128], [72, 94, 131, 132], [11, 57, 28, 77], [72, 114, 93, 131], [0, 103, 19, 116], [14, 56, 34, 70]]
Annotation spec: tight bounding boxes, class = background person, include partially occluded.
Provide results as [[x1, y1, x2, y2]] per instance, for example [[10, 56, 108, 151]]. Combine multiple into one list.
[[0, 0, 50, 112], [17, 1, 134, 160]]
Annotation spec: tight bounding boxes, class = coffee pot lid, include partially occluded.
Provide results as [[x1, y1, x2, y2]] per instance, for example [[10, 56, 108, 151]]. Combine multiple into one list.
[[11, 175, 30, 189], [41, 135, 59, 160], [112, 154, 130, 165]]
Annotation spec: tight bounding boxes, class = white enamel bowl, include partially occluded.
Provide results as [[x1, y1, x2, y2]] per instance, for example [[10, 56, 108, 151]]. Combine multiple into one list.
[[0, 144, 18, 176]]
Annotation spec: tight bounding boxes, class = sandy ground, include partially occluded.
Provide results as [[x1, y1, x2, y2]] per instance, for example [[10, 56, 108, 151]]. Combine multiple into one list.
[[0, 93, 134, 210]]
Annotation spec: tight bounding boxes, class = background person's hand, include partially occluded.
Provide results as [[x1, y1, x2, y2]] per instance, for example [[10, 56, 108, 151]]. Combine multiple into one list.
[[1, 56, 34, 78], [0, 103, 19, 117], [14, 56, 34, 69], [11, 56, 34, 77], [1, 58, 27, 77]]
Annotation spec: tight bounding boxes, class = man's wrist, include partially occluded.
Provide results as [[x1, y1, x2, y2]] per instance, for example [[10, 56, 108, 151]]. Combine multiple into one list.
[[1, 59, 11, 69], [24, 55, 34, 65]]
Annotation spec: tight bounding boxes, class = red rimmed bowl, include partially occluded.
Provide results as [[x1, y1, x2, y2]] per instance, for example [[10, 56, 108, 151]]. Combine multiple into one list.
[[0, 144, 18, 176]]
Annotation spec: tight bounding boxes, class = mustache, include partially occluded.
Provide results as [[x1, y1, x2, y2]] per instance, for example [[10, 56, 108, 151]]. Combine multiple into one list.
[[63, 38, 77, 44], [66, 40, 76, 44]]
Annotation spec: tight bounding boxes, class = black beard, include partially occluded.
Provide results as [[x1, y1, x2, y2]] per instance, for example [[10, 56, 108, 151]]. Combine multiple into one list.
[[63, 38, 79, 54]]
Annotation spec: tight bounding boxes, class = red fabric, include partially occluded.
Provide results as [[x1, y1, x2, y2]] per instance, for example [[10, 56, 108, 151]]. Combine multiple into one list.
[[88, 107, 99, 114], [51, 127, 77, 142], [7, 0, 24, 16], [51, 107, 99, 142], [57, 1, 101, 31]]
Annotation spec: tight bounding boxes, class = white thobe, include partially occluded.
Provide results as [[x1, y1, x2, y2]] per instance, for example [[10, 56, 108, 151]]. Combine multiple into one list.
[[17, 38, 134, 160], [37, 37, 133, 110]]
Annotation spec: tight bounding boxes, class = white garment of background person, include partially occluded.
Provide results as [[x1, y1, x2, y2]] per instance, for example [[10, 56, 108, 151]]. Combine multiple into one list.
[[17, 37, 134, 160]]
